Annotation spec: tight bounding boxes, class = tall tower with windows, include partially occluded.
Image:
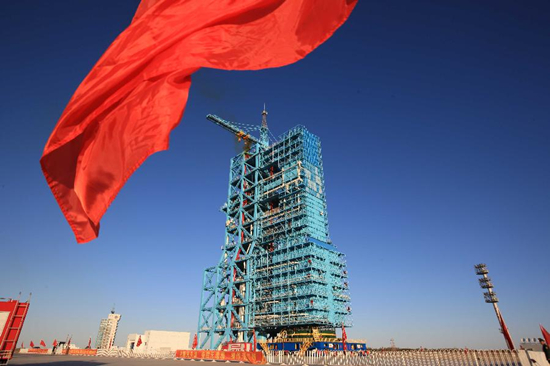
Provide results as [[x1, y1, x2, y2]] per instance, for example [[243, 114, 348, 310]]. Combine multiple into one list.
[[95, 309, 121, 349]]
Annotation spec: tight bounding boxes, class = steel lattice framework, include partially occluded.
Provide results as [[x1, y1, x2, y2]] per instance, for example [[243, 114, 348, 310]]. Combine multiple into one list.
[[198, 113, 351, 350]]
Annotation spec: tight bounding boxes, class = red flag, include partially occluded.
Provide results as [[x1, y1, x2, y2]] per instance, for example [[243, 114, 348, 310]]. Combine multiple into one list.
[[541, 324, 550, 345], [192, 334, 198, 350], [40, 339, 46, 347], [30, 341, 35, 348], [53, 339, 58, 347], [21, 342, 24, 349], [40, 0, 357, 243], [136, 336, 142, 347], [88, 337, 92, 348], [342, 324, 347, 351]]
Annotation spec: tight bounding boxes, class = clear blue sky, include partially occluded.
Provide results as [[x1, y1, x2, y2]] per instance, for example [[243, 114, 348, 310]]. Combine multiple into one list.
[[1, 0, 549, 350]]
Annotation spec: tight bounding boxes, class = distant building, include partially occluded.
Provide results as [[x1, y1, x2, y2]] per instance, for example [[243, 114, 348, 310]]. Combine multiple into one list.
[[126, 330, 190, 353], [95, 310, 121, 349]]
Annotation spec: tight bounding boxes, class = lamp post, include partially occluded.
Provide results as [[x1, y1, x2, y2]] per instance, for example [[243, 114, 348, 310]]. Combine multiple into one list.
[[474, 263, 515, 350]]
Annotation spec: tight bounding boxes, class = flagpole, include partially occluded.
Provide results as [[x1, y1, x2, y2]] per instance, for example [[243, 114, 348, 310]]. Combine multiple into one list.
[[342, 323, 347, 352], [253, 330, 257, 351]]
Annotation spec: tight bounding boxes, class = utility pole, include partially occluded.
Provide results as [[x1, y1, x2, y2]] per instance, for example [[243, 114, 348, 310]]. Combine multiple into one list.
[[474, 263, 515, 350]]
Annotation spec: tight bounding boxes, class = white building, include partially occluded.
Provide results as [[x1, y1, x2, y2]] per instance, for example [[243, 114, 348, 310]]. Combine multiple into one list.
[[520, 338, 543, 351], [95, 311, 121, 349], [126, 330, 190, 353]]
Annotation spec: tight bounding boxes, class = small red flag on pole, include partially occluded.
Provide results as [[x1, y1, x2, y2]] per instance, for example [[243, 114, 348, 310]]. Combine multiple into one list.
[[21, 342, 24, 349], [88, 337, 92, 349], [30, 341, 35, 348], [192, 334, 198, 350], [541, 324, 550, 345], [40, 340, 46, 348], [53, 339, 58, 347], [342, 324, 347, 351], [136, 336, 142, 347]]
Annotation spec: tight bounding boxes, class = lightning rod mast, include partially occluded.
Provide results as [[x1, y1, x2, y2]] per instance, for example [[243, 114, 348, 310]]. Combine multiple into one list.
[[474, 263, 515, 350]]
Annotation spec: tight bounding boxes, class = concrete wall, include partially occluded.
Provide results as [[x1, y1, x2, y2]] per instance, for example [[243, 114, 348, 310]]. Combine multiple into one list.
[[144, 330, 190, 352], [126, 330, 190, 352], [519, 350, 549, 366]]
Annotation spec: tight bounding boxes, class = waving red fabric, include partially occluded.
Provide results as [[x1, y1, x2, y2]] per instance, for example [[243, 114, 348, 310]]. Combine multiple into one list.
[[40, 0, 357, 243], [541, 324, 550, 345]]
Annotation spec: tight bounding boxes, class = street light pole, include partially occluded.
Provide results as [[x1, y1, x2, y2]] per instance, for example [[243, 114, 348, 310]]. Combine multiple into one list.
[[474, 263, 515, 350]]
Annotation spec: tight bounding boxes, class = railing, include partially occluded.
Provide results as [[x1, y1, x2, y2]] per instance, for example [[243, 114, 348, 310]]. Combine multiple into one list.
[[96, 349, 175, 359], [265, 350, 525, 366], [15, 348, 539, 366]]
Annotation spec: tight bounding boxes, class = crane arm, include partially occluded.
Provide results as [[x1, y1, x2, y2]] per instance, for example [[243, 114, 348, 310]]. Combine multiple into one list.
[[206, 114, 260, 144]]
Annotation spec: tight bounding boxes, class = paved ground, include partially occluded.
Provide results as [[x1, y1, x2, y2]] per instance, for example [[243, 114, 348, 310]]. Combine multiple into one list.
[[9, 354, 220, 366]]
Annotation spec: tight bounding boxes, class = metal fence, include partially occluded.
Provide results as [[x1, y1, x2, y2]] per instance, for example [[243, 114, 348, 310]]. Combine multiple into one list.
[[265, 350, 524, 366]]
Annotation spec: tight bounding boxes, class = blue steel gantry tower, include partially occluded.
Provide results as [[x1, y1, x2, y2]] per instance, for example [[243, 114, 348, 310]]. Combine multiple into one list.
[[197, 109, 354, 352]]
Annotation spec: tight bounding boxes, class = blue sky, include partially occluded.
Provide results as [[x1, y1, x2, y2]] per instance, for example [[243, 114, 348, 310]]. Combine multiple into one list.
[[1, 0, 549, 349]]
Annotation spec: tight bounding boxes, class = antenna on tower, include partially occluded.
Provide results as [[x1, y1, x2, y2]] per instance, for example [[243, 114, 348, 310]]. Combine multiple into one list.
[[262, 104, 268, 125], [260, 104, 269, 147]]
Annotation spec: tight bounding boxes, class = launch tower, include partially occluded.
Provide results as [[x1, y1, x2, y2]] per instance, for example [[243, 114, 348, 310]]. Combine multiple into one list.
[[198, 110, 355, 352]]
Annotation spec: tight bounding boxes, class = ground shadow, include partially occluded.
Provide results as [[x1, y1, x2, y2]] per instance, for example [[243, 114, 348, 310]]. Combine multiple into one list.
[[9, 355, 107, 366]]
